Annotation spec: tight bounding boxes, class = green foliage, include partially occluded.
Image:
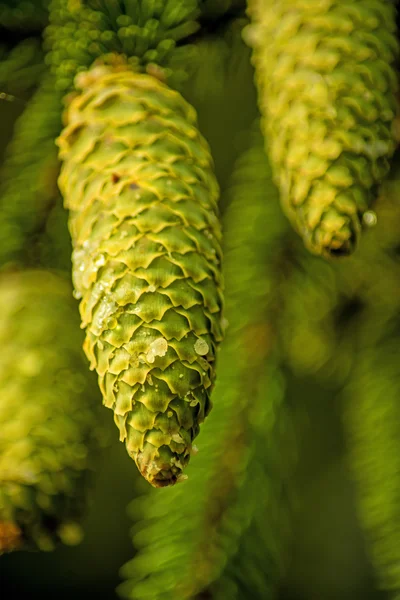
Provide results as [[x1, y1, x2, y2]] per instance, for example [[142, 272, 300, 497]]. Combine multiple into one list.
[[246, 0, 399, 258], [0, 38, 45, 96], [343, 332, 400, 596], [201, 125, 293, 600], [1, 4, 400, 600], [36, 195, 73, 272], [179, 15, 258, 195], [0, 270, 104, 553], [338, 156, 400, 596], [0, 73, 63, 268]]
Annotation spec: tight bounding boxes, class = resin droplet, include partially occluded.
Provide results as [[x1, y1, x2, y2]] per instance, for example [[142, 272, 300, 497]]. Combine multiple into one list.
[[194, 338, 209, 356], [363, 211, 378, 228], [146, 337, 168, 364]]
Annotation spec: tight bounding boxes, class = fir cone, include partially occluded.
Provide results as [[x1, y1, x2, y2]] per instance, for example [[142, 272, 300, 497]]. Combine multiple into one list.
[[57, 64, 223, 487], [0, 270, 103, 553], [246, 0, 399, 258]]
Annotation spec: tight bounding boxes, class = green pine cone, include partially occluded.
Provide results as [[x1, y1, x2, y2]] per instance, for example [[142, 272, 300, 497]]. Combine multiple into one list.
[[246, 0, 399, 258], [0, 270, 103, 553], [57, 64, 223, 487]]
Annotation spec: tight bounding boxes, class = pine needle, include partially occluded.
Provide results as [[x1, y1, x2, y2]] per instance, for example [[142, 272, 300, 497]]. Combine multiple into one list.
[[0, 73, 63, 268], [341, 153, 400, 598], [343, 335, 400, 597], [0, 38, 45, 97]]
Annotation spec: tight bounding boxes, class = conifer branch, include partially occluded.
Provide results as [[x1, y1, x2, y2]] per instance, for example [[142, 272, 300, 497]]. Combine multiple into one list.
[[0, 73, 63, 268], [0, 37, 45, 96], [118, 122, 293, 598], [340, 153, 400, 597], [343, 334, 400, 597]]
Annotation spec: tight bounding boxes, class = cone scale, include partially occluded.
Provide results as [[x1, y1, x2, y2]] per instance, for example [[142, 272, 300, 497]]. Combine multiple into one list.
[[57, 65, 223, 487], [246, 0, 399, 258]]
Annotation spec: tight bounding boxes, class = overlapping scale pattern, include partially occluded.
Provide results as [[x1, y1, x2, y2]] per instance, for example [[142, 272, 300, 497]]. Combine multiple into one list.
[[0, 271, 103, 553], [57, 65, 223, 487], [246, 0, 399, 258]]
